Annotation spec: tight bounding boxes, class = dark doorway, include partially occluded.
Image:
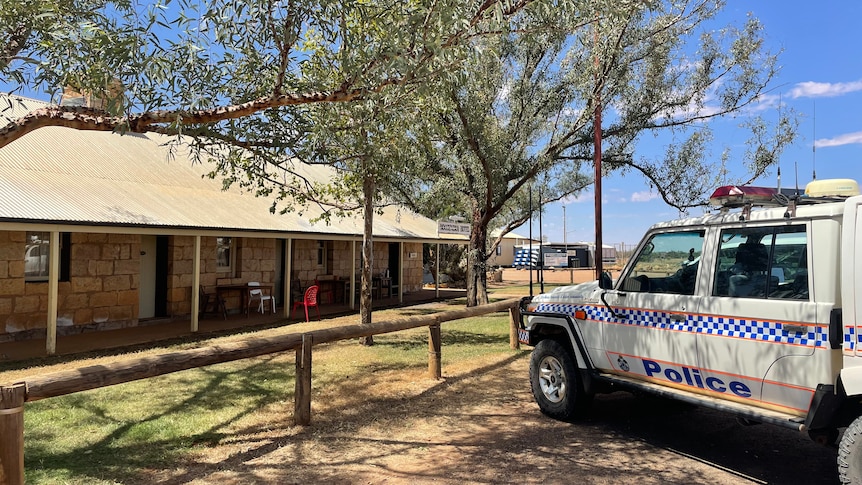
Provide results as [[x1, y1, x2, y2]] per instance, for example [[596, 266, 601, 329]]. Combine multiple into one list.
[[388, 242, 400, 295], [154, 236, 168, 317]]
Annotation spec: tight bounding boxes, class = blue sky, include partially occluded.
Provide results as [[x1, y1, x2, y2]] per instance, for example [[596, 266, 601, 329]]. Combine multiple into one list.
[[4, 1, 859, 249], [528, 1, 862, 247]]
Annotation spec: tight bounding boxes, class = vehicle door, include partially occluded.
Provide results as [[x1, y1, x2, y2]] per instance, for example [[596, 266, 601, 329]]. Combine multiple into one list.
[[601, 229, 705, 388], [698, 223, 825, 415]]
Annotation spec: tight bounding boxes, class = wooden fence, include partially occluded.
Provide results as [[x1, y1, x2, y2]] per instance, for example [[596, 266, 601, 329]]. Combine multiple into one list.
[[0, 298, 522, 485]]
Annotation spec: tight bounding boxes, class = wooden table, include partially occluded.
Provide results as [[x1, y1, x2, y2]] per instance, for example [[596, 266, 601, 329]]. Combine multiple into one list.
[[316, 279, 349, 304], [216, 283, 273, 314]]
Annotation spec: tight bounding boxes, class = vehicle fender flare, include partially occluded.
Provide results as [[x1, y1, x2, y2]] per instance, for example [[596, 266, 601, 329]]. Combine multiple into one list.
[[839, 366, 862, 397], [524, 312, 594, 371]]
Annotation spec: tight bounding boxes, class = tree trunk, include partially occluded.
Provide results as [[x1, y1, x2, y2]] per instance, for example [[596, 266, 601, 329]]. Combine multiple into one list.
[[466, 211, 490, 307], [359, 169, 375, 345]]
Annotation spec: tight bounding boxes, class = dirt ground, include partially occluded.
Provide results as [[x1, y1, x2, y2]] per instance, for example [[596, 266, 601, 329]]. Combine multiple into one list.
[[4, 295, 842, 484], [135, 347, 840, 485]]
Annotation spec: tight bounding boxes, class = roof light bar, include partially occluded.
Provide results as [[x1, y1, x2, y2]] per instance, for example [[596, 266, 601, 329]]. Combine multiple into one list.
[[708, 185, 776, 209]]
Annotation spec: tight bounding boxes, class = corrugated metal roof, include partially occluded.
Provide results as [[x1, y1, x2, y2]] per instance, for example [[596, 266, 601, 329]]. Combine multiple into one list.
[[0, 95, 466, 242]]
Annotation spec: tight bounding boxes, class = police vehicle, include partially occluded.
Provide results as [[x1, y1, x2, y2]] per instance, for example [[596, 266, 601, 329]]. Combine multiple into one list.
[[518, 178, 862, 484]]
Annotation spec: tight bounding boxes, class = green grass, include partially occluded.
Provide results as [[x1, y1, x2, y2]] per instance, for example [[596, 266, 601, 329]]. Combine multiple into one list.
[[19, 313, 515, 484], [25, 357, 291, 484]]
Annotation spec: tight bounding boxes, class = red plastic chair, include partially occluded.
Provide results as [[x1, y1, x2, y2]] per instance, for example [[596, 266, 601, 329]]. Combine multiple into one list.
[[291, 285, 320, 322]]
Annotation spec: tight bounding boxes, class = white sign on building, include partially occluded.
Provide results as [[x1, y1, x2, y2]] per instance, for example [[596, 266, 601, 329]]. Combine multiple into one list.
[[543, 253, 568, 267], [438, 221, 471, 236]]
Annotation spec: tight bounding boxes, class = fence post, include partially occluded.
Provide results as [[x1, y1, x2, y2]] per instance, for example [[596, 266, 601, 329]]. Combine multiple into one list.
[[509, 304, 521, 350], [294, 334, 313, 426], [428, 324, 441, 379], [0, 383, 26, 485]]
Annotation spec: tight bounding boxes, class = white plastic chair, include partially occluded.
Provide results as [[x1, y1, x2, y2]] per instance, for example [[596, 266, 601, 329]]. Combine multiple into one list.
[[247, 281, 275, 315]]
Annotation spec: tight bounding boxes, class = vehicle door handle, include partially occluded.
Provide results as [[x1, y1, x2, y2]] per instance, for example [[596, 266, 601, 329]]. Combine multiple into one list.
[[670, 314, 685, 322], [783, 324, 807, 333]]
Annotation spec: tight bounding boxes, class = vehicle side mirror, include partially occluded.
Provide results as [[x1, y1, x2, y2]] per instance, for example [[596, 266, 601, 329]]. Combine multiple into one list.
[[599, 271, 613, 289]]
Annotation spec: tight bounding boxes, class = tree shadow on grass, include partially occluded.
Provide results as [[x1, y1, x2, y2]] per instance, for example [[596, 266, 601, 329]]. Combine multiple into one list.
[[24, 353, 295, 484], [16, 306, 516, 483]]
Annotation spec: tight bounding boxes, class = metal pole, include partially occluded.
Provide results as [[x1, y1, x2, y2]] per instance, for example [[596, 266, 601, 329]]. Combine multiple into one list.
[[538, 189, 544, 294], [593, 14, 604, 282], [528, 185, 533, 297], [564, 205, 572, 284]]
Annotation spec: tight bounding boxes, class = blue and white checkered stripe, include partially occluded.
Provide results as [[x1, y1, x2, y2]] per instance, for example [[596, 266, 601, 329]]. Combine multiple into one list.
[[533, 302, 615, 323], [532, 302, 827, 348], [694, 314, 827, 347], [844, 325, 858, 353]]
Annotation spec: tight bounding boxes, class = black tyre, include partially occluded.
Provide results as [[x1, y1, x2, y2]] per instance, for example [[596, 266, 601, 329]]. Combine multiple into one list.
[[529, 339, 588, 420], [839, 415, 862, 484]]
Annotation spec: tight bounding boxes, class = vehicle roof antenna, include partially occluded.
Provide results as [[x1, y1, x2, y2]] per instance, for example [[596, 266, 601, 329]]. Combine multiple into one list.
[[777, 165, 781, 192], [776, 94, 782, 193]]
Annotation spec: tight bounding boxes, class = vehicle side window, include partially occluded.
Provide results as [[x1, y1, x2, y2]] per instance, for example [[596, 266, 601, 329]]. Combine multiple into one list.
[[712, 225, 808, 300], [621, 230, 704, 295]]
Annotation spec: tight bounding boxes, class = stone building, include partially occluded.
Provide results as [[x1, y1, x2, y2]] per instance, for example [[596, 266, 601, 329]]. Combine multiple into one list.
[[0, 94, 463, 353]]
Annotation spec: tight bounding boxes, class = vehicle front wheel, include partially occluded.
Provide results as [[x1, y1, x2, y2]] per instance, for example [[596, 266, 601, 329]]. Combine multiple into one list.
[[839, 415, 862, 484], [529, 339, 589, 420]]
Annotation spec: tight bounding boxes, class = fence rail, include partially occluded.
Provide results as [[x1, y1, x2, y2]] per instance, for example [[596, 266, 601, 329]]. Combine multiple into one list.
[[0, 298, 521, 485]]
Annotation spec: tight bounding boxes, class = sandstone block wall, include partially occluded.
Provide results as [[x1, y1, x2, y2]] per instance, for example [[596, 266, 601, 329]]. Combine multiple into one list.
[[172, 236, 277, 315], [0, 230, 428, 341], [0, 231, 140, 340]]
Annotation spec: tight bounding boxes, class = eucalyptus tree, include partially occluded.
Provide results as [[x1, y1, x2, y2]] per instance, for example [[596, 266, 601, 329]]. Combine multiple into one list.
[[1, 0, 573, 327], [0, 0, 552, 146], [285, 91, 426, 340], [396, 0, 797, 306]]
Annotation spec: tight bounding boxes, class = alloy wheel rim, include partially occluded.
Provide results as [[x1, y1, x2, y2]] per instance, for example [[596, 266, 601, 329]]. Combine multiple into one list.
[[538, 355, 567, 403]]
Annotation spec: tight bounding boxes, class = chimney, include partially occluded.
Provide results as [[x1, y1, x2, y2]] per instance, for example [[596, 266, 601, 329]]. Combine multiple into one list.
[[60, 79, 124, 115]]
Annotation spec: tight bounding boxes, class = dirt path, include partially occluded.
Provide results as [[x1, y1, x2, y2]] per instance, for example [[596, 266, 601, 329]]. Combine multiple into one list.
[[143, 351, 838, 485]]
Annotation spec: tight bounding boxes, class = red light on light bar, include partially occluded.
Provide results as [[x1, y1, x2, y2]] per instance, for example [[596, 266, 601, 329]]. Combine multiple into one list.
[[709, 185, 776, 208]]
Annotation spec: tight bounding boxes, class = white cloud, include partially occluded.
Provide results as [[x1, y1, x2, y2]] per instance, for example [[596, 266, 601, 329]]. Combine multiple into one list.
[[790, 80, 862, 99], [814, 131, 862, 148], [658, 99, 722, 122], [749, 92, 781, 112], [631, 190, 659, 202], [562, 191, 593, 204]]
